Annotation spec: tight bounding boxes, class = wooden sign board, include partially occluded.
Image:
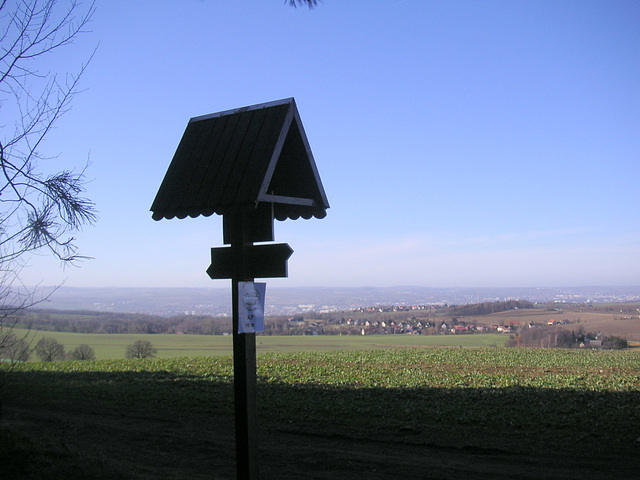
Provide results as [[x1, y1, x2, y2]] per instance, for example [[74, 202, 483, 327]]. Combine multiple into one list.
[[206, 243, 293, 279]]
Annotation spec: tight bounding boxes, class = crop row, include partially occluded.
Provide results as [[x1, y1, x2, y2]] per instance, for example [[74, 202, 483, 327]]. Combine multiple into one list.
[[9, 347, 640, 392], [258, 347, 640, 391]]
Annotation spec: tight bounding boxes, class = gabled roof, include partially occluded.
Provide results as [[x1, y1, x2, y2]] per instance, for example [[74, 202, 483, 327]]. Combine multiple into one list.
[[151, 98, 329, 221]]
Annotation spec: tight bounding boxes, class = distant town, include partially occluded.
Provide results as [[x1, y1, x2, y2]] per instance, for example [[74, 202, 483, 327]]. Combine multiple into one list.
[[35, 285, 640, 317]]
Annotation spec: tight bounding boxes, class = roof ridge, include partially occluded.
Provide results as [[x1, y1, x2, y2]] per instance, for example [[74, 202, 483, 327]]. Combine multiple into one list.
[[189, 97, 295, 123]]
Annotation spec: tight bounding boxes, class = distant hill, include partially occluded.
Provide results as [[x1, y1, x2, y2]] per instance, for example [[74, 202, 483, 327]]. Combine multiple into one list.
[[26, 285, 640, 317]]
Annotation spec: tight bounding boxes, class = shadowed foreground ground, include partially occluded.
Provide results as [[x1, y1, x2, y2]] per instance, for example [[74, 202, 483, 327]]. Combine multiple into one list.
[[1, 356, 639, 479]]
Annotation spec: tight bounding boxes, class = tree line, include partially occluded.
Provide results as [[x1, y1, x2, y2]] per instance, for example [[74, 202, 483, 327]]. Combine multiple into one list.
[[15, 309, 233, 335], [14, 310, 301, 336], [505, 325, 628, 349], [445, 300, 536, 316], [1, 335, 158, 363]]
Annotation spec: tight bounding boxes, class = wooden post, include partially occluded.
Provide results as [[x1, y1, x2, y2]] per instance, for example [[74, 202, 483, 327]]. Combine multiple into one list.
[[229, 210, 259, 480], [152, 98, 327, 480]]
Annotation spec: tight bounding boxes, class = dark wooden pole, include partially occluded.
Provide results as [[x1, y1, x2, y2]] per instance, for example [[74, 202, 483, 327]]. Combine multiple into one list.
[[230, 210, 259, 479]]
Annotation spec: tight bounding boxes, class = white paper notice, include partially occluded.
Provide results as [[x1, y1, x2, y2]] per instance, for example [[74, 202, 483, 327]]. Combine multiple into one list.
[[238, 282, 266, 333]]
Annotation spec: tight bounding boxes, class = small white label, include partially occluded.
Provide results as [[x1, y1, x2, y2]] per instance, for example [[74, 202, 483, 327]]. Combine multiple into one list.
[[238, 282, 266, 333]]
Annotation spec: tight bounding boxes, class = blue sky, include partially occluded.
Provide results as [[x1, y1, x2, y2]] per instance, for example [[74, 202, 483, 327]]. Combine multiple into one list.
[[20, 0, 640, 289]]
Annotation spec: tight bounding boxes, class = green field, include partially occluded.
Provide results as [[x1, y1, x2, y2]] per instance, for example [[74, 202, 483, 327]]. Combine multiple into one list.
[[2, 347, 639, 479], [15, 329, 508, 360]]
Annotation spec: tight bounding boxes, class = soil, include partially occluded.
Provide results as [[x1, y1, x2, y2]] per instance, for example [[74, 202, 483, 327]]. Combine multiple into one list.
[[2, 394, 639, 480]]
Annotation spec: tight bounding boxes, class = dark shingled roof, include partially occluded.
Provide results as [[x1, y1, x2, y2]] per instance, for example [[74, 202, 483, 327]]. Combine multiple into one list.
[[151, 98, 329, 221]]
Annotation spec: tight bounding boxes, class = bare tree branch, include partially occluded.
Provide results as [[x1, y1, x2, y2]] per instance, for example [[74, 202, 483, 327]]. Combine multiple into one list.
[[0, 0, 97, 365], [286, 0, 320, 9]]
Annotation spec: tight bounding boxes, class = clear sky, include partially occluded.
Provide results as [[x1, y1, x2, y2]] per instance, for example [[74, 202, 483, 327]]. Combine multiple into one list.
[[19, 0, 640, 289]]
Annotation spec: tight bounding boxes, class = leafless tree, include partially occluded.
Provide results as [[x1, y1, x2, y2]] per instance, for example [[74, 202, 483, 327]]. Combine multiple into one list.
[[0, 0, 97, 363], [34, 336, 64, 361], [0, 331, 30, 362], [70, 342, 94, 360], [125, 340, 157, 359]]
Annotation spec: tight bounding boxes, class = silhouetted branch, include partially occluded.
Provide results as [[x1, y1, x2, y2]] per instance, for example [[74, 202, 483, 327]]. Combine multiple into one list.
[[286, 0, 319, 9]]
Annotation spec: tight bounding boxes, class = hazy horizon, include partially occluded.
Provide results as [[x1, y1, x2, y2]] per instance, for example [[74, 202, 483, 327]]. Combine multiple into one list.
[[25, 283, 640, 291], [26, 285, 640, 317]]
